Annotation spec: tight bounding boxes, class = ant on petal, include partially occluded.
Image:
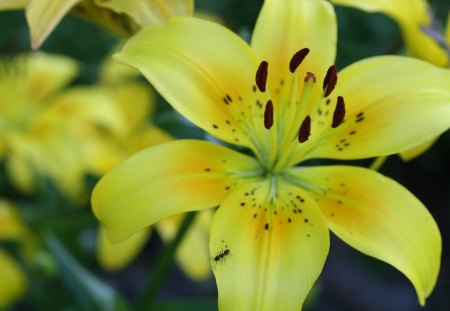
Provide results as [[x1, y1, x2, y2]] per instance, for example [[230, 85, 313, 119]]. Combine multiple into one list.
[[211, 246, 231, 268]]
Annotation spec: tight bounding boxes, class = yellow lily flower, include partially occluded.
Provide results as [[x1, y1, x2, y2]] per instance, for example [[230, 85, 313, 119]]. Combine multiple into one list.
[[92, 0, 450, 309], [330, 0, 450, 161], [0, 0, 193, 50], [331, 0, 450, 67]]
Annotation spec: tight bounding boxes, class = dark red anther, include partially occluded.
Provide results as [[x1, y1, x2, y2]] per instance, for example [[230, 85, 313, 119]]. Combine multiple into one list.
[[289, 48, 310, 73], [264, 100, 274, 129], [323, 65, 337, 97], [255, 61, 269, 92], [332, 96, 346, 128], [298, 116, 311, 143]]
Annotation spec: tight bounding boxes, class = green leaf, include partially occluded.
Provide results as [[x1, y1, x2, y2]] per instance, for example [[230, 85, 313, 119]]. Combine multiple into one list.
[[45, 231, 129, 311]]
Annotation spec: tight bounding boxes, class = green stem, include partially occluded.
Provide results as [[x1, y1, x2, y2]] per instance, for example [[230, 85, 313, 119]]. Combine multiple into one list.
[[136, 212, 197, 311], [369, 156, 388, 171]]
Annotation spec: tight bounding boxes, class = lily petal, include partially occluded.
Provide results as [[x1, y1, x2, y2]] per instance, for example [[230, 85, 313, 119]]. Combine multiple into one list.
[[92, 140, 262, 243], [0, 0, 28, 10], [97, 226, 150, 271], [305, 56, 450, 161], [18, 53, 79, 100], [115, 17, 260, 148], [6, 130, 86, 198], [26, 0, 81, 50], [330, 0, 448, 66], [0, 250, 26, 309], [291, 165, 441, 305], [47, 87, 127, 136], [251, 0, 336, 103], [399, 137, 439, 161], [94, 0, 193, 26], [210, 179, 329, 311], [0, 200, 27, 240]]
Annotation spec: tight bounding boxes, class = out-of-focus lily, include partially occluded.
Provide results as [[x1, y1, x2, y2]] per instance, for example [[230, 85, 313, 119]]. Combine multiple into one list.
[[0, 0, 193, 50], [92, 0, 450, 309], [0, 53, 87, 197], [331, 0, 450, 160], [331, 0, 450, 67]]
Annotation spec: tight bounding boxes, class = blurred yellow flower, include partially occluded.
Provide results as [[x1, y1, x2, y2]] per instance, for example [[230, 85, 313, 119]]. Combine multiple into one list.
[[331, 0, 450, 160], [92, 0, 450, 309], [331, 0, 450, 67], [0, 0, 193, 50], [0, 53, 87, 197]]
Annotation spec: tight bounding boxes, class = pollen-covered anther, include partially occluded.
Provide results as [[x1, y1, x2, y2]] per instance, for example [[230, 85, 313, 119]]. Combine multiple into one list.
[[264, 100, 274, 129], [305, 72, 316, 83], [323, 65, 337, 97], [289, 48, 310, 73], [298, 115, 311, 143], [255, 61, 268, 92], [332, 96, 346, 128]]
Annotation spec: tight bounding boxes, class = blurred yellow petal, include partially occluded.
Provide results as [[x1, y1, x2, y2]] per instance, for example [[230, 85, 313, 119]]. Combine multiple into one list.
[[0, 200, 27, 240], [97, 226, 150, 271], [399, 137, 439, 161], [108, 82, 154, 132], [330, 0, 428, 25], [251, 0, 337, 105], [47, 87, 126, 136], [292, 165, 441, 305], [99, 57, 141, 85], [77, 128, 124, 175], [6, 130, 85, 198], [0, 250, 26, 309], [18, 53, 79, 100], [26, 0, 81, 50], [94, 0, 193, 26], [304, 56, 450, 161], [115, 17, 260, 148], [0, 0, 28, 10], [70, 1, 137, 37], [92, 140, 262, 243], [5, 153, 36, 194], [400, 20, 448, 67], [124, 125, 171, 156], [211, 179, 328, 311], [330, 0, 448, 66], [157, 210, 212, 280]]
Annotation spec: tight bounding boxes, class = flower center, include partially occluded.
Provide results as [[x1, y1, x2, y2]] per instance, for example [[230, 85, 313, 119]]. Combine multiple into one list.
[[252, 48, 346, 173]]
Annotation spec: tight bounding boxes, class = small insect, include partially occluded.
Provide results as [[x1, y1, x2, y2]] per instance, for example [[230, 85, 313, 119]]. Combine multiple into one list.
[[214, 248, 230, 262], [211, 248, 231, 268]]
